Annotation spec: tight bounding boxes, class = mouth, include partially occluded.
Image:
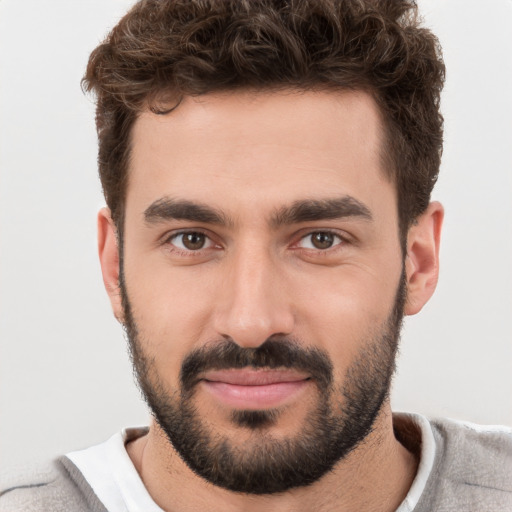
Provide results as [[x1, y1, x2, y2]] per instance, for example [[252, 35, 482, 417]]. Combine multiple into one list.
[[200, 369, 311, 409]]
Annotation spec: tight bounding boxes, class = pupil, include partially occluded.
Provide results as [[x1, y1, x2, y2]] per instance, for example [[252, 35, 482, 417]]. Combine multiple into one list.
[[313, 232, 333, 249], [184, 233, 205, 250]]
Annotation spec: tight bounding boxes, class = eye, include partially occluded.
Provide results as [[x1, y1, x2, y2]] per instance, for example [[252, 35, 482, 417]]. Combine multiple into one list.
[[169, 231, 214, 251], [298, 231, 343, 250]]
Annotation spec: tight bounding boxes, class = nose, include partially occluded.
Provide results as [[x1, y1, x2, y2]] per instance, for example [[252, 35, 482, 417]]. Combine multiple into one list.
[[212, 243, 295, 348]]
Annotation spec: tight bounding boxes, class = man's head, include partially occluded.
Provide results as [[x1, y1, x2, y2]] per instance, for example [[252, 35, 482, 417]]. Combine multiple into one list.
[[90, 0, 444, 496], [84, 0, 445, 241]]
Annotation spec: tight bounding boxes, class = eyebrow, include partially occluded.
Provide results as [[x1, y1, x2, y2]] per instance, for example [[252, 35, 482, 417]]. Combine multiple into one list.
[[270, 196, 372, 227], [143, 195, 372, 228], [144, 198, 234, 227]]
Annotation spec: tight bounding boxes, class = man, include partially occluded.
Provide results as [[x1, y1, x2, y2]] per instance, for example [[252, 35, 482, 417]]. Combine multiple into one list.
[[1, 0, 511, 511]]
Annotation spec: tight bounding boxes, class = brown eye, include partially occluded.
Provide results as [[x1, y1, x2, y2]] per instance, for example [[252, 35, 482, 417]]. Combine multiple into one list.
[[183, 233, 205, 250], [298, 232, 342, 250], [311, 232, 334, 249], [171, 232, 211, 251]]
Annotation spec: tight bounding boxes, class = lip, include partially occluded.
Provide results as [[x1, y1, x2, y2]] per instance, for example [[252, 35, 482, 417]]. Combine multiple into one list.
[[200, 369, 311, 409]]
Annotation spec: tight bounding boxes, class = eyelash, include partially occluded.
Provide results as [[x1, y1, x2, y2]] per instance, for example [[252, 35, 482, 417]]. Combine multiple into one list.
[[163, 230, 217, 256], [295, 231, 345, 251], [162, 229, 349, 257]]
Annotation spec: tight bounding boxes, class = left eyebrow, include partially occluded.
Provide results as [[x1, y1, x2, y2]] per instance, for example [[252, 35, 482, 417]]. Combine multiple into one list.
[[270, 196, 373, 227], [144, 197, 234, 227]]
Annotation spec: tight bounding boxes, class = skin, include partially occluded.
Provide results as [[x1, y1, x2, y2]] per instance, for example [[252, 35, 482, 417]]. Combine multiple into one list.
[[98, 90, 443, 512]]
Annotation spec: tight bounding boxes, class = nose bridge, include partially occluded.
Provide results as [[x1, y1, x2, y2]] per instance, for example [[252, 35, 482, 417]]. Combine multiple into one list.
[[213, 238, 294, 347]]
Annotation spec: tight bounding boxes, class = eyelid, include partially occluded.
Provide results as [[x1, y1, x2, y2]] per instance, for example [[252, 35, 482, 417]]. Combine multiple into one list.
[[299, 231, 342, 248], [162, 229, 219, 252], [291, 228, 353, 252], [159, 227, 352, 255]]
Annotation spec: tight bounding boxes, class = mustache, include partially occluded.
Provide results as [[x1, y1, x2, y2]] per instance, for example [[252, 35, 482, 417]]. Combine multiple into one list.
[[180, 336, 333, 392]]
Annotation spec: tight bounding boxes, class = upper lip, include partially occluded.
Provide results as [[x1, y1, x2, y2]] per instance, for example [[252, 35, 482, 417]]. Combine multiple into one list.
[[201, 369, 310, 386]]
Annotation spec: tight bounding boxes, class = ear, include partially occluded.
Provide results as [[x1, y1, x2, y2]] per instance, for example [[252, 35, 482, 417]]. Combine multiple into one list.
[[404, 201, 444, 316], [98, 207, 124, 322]]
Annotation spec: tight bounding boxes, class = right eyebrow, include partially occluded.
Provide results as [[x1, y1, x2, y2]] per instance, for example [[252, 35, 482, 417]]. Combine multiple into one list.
[[144, 198, 234, 227], [270, 196, 373, 228]]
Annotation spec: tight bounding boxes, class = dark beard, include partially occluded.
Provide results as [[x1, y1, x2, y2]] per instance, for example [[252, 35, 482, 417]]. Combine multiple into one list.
[[120, 271, 406, 495]]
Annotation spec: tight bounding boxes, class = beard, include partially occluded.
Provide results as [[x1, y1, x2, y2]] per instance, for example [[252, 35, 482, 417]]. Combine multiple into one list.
[[120, 270, 406, 495]]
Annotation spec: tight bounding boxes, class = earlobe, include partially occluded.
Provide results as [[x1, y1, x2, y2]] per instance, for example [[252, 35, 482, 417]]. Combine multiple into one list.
[[404, 201, 444, 316], [97, 208, 124, 322]]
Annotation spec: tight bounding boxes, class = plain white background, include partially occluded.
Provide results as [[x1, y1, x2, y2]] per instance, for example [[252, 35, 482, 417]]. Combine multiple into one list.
[[0, 0, 511, 468]]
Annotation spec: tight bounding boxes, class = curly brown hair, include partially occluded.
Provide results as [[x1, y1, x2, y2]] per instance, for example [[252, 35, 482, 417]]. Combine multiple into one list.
[[83, 0, 445, 240]]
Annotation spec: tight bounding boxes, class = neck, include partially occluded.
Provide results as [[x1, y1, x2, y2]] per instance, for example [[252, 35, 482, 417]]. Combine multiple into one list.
[[127, 404, 418, 512]]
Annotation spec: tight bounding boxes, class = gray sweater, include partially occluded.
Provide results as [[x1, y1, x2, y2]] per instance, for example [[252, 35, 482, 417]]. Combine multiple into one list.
[[1, 417, 511, 511]]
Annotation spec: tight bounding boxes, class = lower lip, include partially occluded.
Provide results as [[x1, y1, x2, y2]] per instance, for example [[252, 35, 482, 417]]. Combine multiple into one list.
[[201, 380, 310, 409]]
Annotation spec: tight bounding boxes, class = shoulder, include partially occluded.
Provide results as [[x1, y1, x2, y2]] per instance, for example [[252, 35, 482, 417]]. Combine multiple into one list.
[[421, 417, 512, 511], [0, 457, 107, 512], [431, 417, 512, 487]]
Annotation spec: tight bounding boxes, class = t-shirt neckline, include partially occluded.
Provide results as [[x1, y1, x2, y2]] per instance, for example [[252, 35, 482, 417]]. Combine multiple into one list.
[[66, 413, 436, 512]]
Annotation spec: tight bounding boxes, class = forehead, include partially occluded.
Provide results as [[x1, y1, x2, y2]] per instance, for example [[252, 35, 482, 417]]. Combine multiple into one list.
[[127, 89, 393, 221]]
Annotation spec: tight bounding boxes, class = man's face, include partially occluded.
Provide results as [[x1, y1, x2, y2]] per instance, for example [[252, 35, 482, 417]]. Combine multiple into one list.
[[118, 90, 406, 493]]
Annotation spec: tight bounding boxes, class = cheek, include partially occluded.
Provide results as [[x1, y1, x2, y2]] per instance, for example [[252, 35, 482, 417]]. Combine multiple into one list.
[[291, 262, 402, 361], [123, 250, 219, 360]]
